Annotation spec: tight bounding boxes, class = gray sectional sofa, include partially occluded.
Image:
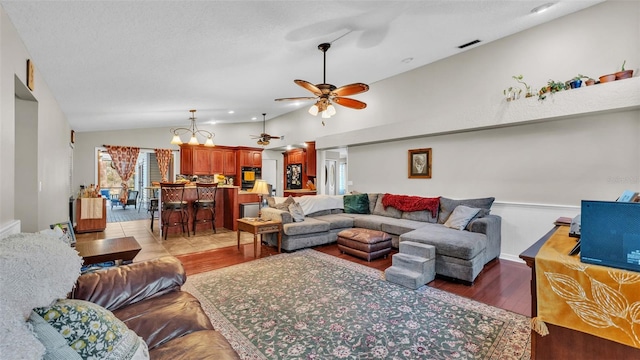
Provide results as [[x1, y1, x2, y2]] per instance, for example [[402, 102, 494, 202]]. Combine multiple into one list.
[[260, 193, 501, 284]]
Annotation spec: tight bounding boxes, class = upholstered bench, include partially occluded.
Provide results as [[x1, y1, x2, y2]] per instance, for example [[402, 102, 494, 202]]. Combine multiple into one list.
[[337, 228, 392, 261]]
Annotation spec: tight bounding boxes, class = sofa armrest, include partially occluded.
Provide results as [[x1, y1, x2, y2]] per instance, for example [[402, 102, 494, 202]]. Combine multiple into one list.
[[260, 207, 293, 224], [70, 256, 186, 311], [468, 215, 501, 262]]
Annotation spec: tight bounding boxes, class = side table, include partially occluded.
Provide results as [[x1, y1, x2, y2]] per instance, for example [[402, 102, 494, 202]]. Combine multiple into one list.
[[237, 218, 282, 258]]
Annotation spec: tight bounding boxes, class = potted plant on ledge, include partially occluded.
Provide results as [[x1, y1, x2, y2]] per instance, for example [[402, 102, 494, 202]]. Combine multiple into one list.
[[538, 80, 567, 101]]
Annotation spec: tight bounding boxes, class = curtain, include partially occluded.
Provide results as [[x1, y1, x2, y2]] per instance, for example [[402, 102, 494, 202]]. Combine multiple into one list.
[[105, 145, 140, 204], [154, 148, 173, 183]]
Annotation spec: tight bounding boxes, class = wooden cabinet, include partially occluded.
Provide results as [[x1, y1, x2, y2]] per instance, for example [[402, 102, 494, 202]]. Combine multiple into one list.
[[306, 141, 316, 177], [238, 149, 262, 167], [75, 198, 107, 233], [210, 149, 224, 174], [287, 149, 305, 165], [223, 149, 236, 175], [180, 146, 193, 175], [193, 147, 212, 175]]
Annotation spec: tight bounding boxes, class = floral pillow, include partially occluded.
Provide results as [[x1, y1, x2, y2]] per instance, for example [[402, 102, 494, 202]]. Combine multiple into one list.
[[33, 299, 148, 360]]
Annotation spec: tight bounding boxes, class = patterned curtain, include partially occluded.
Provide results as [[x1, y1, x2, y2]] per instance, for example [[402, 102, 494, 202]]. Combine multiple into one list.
[[105, 145, 140, 204], [154, 148, 173, 183]]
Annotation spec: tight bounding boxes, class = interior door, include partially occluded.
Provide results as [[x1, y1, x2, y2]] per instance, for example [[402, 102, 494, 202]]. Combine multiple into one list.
[[325, 160, 336, 195]]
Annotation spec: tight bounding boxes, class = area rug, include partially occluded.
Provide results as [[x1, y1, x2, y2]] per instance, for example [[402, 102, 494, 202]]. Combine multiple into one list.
[[184, 249, 531, 359]]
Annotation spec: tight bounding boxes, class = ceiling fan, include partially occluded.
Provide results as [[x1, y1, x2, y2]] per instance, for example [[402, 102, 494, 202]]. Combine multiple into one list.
[[251, 113, 282, 146], [275, 42, 369, 125]]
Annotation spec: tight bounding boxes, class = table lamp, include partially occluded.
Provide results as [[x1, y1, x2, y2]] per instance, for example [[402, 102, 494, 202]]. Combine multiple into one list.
[[251, 180, 270, 218]]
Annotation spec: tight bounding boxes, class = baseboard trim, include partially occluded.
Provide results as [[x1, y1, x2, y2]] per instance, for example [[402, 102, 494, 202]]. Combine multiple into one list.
[[0, 220, 21, 239]]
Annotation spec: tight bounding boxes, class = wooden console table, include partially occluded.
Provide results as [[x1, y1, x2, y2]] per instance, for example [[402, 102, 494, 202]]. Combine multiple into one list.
[[75, 236, 141, 265], [237, 218, 282, 258], [520, 226, 640, 359]]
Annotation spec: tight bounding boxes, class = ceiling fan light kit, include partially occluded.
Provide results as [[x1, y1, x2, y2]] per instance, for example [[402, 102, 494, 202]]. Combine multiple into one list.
[[170, 109, 215, 147], [250, 113, 282, 146], [275, 42, 369, 124]]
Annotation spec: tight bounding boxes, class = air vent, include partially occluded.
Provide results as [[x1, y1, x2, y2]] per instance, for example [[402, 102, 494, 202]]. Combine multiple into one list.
[[458, 39, 481, 49]]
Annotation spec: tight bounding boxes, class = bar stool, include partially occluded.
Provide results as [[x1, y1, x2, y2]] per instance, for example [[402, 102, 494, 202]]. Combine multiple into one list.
[[149, 198, 159, 231], [193, 183, 218, 235], [160, 183, 189, 240]]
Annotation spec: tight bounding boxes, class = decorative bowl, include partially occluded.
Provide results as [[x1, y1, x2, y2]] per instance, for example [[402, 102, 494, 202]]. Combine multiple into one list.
[[599, 74, 616, 83]]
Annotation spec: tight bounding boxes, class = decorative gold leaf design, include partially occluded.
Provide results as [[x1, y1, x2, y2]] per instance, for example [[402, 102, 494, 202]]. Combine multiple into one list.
[[591, 278, 629, 318], [609, 271, 640, 285], [563, 261, 589, 272], [545, 272, 586, 302], [567, 300, 615, 328], [629, 302, 640, 323]]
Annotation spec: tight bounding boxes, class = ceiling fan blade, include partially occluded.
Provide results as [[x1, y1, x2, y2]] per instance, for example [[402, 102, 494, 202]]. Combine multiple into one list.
[[294, 80, 322, 96], [334, 97, 367, 110], [275, 96, 317, 101], [332, 83, 369, 96]]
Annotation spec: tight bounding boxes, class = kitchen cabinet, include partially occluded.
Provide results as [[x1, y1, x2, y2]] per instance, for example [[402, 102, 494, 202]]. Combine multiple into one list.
[[223, 149, 236, 175], [238, 149, 262, 167], [210, 149, 224, 174], [180, 146, 193, 175], [193, 147, 212, 175], [306, 141, 316, 177]]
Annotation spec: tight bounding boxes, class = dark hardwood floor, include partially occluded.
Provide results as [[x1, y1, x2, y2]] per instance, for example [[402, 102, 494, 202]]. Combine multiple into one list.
[[175, 242, 532, 317]]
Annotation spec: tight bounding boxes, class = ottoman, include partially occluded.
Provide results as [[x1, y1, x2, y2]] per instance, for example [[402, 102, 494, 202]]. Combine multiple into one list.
[[337, 228, 392, 261]]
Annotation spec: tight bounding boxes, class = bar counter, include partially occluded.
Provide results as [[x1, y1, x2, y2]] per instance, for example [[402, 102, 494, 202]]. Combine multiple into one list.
[[159, 185, 259, 236]]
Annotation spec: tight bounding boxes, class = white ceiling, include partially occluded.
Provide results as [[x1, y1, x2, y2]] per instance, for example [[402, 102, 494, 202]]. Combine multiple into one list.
[[1, 0, 602, 132]]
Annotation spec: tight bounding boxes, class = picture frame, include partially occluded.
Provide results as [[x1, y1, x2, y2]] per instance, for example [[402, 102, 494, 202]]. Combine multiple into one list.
[[50, 221, 76, 246], [408, 148, 432, 179]]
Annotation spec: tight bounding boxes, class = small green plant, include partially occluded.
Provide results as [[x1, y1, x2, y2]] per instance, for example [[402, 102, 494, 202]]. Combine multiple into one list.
[[512, 75, 533, 97], [621, 60, 626, 71], [503, 86, 522, 101], [538, 80, 567, 101]]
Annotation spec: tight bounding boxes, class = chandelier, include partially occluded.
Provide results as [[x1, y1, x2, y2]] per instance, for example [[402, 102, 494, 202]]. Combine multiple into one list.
[[170, 109, 215, 147]]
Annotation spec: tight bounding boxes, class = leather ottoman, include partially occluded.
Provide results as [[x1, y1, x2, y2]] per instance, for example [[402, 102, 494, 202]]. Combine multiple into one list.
[[337, 228, 392, 261]]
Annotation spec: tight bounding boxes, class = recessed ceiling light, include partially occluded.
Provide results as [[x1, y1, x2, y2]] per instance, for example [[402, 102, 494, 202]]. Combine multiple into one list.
[[228, 110, 234, 114], [531, 2, 554, 14], [251, 117, 257, 120]]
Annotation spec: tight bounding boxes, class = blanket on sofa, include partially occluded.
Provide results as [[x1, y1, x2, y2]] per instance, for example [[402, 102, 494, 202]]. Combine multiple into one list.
[[295, 195, 344, 215], [382, 194, 440, 216]]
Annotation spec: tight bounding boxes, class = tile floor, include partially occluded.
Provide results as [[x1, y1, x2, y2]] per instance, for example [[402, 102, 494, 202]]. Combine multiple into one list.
[[75, 219, 256, 262]]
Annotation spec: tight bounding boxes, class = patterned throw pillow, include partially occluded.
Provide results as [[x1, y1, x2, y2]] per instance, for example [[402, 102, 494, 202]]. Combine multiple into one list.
[[33, 299, 148, 360], [288, 202, 305, 222], [343, 194, 370, 214], [444, 205, 481, 230], [274, 196, 295, 211]]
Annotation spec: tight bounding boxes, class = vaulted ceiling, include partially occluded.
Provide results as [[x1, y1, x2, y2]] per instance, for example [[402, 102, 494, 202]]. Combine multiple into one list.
[[1, 1, 601, 132]]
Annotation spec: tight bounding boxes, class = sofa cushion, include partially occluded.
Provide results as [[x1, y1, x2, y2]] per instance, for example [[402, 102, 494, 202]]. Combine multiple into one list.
[[367, 193, 380, 214], [282, 217, 330, 236], [380, 218, 429, 235], [343, 193, 370, 214], [401, 209, 438, 223], [313, 214, 355, 229], [400, 225, 487, 260], [438, 197, 495, 224], [372, 195, 403, 218], [444, 205, 481, 230], [149, 330, 239, 360], [113, 291, 214, 350]]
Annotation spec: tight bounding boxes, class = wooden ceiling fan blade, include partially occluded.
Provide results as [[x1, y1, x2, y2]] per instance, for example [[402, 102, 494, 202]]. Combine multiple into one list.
[[332, 83, 369, 96], [275, 96, 317, 101], [294, 80, 322, 96], [334, 97, 367, 110]]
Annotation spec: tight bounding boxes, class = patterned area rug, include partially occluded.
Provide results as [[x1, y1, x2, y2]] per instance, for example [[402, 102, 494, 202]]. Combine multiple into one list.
[[184, 250, 531, 359]]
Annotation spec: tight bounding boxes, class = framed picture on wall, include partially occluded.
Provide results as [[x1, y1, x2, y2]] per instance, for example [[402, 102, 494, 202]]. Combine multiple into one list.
[[408, 148, 432, 179]]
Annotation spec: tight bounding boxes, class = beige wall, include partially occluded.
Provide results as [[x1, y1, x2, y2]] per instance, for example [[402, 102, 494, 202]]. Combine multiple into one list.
[[1, 7, 71, 232]]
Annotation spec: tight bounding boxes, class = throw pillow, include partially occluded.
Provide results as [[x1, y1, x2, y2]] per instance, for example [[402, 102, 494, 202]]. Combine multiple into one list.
[[274, 196, 295, 211], [288, 202, 305, 222], [444, 205, 481, 231], [438, 197, 495, 224], [343, 193, 370, 214], [34, 299, 149, 360]]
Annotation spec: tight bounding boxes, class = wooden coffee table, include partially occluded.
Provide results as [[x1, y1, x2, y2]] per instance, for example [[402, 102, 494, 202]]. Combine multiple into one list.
[[75, 236, 142, 265], [237, 218, 282, 258]]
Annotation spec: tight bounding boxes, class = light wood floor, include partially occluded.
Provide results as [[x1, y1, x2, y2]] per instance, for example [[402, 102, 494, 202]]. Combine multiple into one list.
[[76, 219, 532, 317]]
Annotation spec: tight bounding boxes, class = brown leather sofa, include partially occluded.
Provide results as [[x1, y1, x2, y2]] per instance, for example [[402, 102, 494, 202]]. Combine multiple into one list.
[[70, 256, 239, 360]]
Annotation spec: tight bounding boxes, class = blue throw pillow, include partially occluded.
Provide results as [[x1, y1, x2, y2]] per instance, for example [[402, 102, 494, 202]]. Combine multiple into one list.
[[344, 194, 370, 214]]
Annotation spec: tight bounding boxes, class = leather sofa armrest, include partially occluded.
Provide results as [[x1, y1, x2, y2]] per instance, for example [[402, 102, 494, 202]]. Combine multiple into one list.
[[70, 256, 186, 311], [260, 207, 293, 224]]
